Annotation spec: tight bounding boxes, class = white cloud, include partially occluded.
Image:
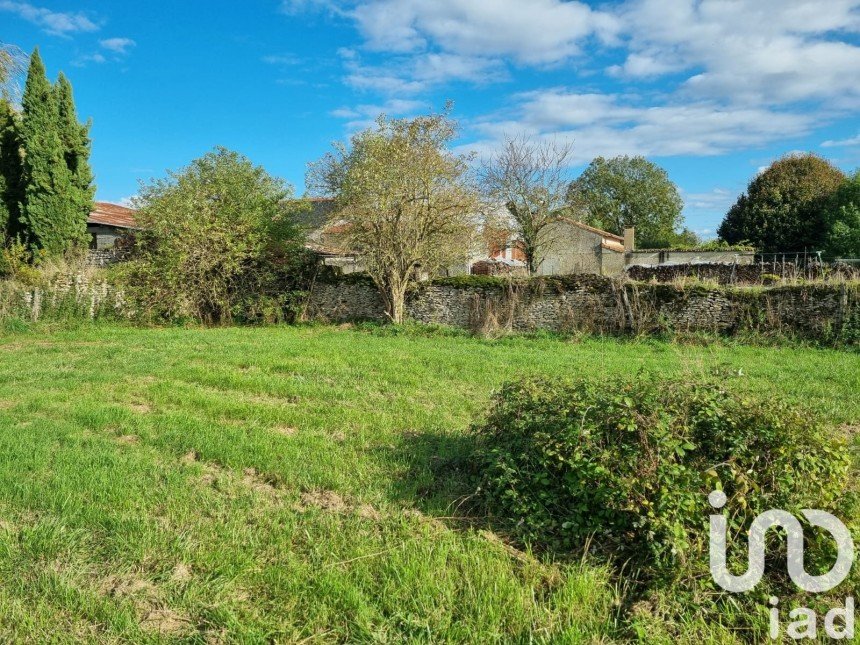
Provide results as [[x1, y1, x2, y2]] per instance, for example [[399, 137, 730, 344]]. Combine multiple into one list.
[[466, 89, 814, 163], [262, 53, 302, 65], [286, 0, 859, 156], [71, 52, 106, 67], [613, 0, 860, 107], [0, 0, 99, 35], [350, 0, 619, 64], [330, 98, 426, 129], [99, 37, 136, 54], [683, 188, 735, 211], [822, 132, 860, 147], [342, 49, 505, 95]]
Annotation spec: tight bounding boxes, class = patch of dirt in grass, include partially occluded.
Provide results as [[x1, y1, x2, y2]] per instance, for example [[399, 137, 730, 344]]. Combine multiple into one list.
[[241, 467, 281, 496], [181, 451, 282, 498], [170, 563, 193, 583], [99, 571, 192, 635], [296, 489, 382, 520], [128, 402, 151, 414], [247, 393, 298, 407], [140, 607, 192, 636], [273, 425, 298, 436], [330, 430, 346, 442], [298, 489, 349, 513], [841, 424, 859, 440], [0, 400, 14, 410], [100, 573, 158, 603], [356, 504, 382, 521], [115, 434, 140, 445]]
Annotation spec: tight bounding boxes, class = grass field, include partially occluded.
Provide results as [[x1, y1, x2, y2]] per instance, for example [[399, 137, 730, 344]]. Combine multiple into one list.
[[0, 323, 857, 642]]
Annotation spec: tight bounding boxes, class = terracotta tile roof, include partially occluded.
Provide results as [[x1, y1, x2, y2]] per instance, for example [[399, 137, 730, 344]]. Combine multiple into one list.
[[304, 241, 353, 256], [88, 202, 137, 229], [601, 240, 625, 253]]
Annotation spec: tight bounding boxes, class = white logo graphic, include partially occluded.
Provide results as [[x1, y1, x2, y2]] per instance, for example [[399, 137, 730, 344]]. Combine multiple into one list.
[[708, 490, 855, 640], [708, 490, 854, 593]]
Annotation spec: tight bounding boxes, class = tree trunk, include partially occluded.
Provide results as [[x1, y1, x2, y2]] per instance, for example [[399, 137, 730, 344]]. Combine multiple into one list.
[[381, 272, 408, 324], [390, 291, 405, 324]]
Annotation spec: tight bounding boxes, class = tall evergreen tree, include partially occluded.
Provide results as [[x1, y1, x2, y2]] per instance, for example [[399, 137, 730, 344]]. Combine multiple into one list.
[[0, 98, 24, 237], [54, 73, 95, 228], [19, 48, 85, 254]]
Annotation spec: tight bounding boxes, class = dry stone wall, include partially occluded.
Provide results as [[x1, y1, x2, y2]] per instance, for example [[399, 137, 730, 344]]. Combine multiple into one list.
[[306, 275, 859, 342], [625, 262, 859, 285]]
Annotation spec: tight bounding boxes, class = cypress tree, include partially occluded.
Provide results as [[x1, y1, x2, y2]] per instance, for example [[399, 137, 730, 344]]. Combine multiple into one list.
[[0, 98, 23, 238], [19, 48, 84, 254], [54, 73, 95, 229]]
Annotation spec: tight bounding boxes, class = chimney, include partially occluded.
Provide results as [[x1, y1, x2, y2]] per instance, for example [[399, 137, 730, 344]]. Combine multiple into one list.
[[623, 227, 635, 252]]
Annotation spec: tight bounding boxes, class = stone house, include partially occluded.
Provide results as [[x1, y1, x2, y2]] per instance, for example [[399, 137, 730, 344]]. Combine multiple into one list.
[[295, 197, 365, 274], [87, 201, 137, 250], [532, 218, 630, 277], [299, 198, 638, 278]]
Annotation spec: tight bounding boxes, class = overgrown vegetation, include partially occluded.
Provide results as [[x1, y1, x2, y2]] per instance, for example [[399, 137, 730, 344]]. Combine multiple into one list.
[[471, 375, 852, 577], [118, 147, 310, 324]]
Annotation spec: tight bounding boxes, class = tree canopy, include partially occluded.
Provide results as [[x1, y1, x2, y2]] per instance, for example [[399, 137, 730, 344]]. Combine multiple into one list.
[[127, 147, 304, 323], [16, 48, 91, 254], [823, 171, 860, 260], [717, 153, 845, 253], [308, 110, 478, 323], [567, 156, 684, 249], [0, 99, 22, 235]]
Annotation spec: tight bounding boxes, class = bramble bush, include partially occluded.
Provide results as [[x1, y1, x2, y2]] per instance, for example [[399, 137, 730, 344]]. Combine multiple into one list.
[[471, 376, 851, 583]]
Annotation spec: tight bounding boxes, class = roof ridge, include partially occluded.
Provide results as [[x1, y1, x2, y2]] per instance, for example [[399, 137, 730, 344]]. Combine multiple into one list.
[[556, 217, 624, 241]]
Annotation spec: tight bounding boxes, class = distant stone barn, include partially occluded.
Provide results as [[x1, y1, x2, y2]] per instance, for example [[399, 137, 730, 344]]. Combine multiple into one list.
[[87, 201, 137, 250]]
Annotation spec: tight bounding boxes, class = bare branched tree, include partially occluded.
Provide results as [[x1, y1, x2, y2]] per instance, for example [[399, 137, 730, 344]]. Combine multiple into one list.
[[0, 42, 27, 104], [308, 109, 479, 323], [479, 136, 574, 275]]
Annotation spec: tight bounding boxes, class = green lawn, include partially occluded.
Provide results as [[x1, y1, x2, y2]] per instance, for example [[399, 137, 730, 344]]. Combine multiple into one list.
[[0, 324, 857, 642]]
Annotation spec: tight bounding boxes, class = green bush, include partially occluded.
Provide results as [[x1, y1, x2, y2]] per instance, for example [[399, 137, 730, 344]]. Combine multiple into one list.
[[471, 376, 850, 582], [120, 147, 310, 324]]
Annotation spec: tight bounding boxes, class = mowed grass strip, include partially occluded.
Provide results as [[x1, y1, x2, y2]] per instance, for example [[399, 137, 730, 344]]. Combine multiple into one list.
[[0, 324, 857, 642]]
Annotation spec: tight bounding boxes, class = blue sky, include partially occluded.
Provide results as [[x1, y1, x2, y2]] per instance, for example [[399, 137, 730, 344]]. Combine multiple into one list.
[[3, 0, 860, 238]]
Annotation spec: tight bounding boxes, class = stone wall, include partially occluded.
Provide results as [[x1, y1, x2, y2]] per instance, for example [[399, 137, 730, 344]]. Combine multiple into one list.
[[626, 250, 755, 265], [0, 273, 126, 322], [306, 275, 859, 342], [625, 262, 860, 285]]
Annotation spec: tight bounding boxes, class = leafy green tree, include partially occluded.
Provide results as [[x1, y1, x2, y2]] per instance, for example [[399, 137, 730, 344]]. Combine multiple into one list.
[[126, 147, 305, 323], [19, 48, 86, 254], [568, 156, 684, 248], [308, 110, 479, 323], [0, 98, 23, 236], [823, 171, 860, 259], [53, 73, 95, 227], [717, 153, 845, 252]]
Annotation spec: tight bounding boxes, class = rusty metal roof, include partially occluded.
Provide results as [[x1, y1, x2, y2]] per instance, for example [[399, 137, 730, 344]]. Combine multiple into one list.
[[87, 202, 137, 229]]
